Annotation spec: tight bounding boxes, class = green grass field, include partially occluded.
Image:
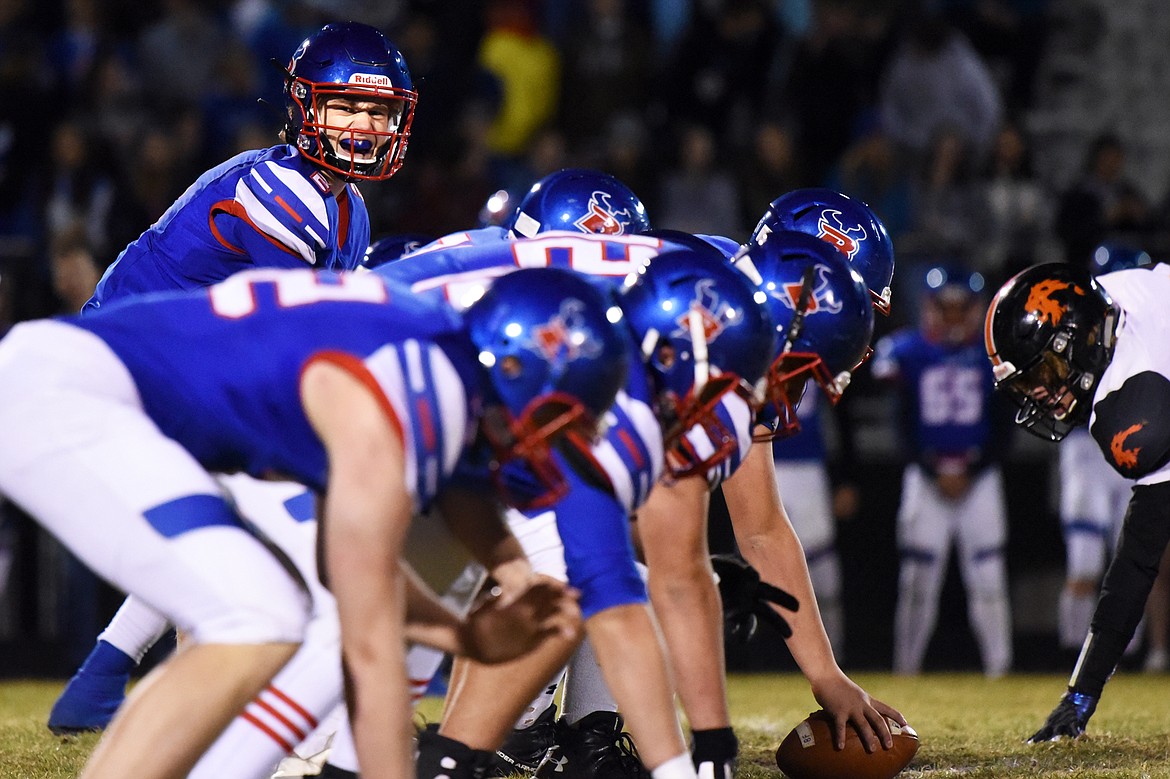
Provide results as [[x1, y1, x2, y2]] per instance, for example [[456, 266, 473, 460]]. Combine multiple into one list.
[[3, 672, 1169, 777]]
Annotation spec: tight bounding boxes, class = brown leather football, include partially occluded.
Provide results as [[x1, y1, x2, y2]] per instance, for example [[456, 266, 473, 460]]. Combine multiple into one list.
[[774, 710, 919, 779]]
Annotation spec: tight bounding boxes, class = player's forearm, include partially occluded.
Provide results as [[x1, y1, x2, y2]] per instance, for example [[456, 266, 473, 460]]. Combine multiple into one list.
[[586, 603, 690, 770], [1074, 481, 1170, 695], [436, 488, 530, 591], [342, 573, 413, 779], [638, 475, 731, 729], [724, 445, 839, 681], [736, 529, 839, 680], [402, 563, 468, 655], [648, 562, 731, 730]]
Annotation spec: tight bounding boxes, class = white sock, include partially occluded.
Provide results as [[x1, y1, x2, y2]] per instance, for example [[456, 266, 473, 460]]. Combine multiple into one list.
[[97, 595, 171, 663], [651, 753, 697, 779]]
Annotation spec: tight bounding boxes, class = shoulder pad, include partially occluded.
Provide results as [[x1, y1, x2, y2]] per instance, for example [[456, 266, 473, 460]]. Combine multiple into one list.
[[235, 159, 335, 264], [1090, 371, 1170, 479]]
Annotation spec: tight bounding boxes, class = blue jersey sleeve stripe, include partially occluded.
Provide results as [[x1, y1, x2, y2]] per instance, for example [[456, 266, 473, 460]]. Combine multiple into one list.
[[396, 340, 446, 503], [235, 179, 318, 264]]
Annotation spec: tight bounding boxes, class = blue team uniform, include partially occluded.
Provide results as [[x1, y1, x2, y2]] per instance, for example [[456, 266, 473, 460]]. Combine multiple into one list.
[[772, 384, 827, 463], [72, 270, 476, 507], [376, 232, 756, 616], [86, 146, 370, 312], [873, 330, 998, 473]]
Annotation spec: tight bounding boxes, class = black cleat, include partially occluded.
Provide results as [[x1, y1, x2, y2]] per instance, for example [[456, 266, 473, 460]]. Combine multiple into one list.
[[489, 705, 559, 777], [417, 726, 497, 779], [537, 711, 649, 779]]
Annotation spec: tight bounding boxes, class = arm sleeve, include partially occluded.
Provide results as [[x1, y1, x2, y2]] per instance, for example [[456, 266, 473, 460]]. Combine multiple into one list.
[[1071, 480, 1170, 696], [552, 450, 647, 618]]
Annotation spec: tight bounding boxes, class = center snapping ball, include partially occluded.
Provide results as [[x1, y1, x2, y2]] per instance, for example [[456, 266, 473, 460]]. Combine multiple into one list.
[[774, 710, 919, 779]]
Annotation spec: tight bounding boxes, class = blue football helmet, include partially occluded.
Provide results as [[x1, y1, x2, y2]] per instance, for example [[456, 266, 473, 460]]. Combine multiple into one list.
[[922, 265, 986, 346], [464, 267, 630, 508], [283, 22, 417, 181], [619, 249, 776, 477], [749, 188, 895, 315], [361, 233, 435, 270], [735, 231, 874, 438], [504, 168, 651, 238], [1090, 241, 1151, 276]]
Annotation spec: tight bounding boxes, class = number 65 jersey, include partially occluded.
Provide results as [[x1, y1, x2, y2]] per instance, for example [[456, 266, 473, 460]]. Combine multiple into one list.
[[68, 269, 479, 508]]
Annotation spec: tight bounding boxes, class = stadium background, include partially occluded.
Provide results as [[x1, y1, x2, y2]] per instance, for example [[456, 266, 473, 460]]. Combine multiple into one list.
[[0, 0, 1168, 677]]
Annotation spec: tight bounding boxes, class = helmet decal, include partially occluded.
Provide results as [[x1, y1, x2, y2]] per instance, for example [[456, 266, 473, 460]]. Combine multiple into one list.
[[816, 209, 867, 259], [573, 191, 633, 235], [1024, 279, 1084, 327], [779, 263, 843, 314], [671, 279, 729, 343], [1110, 422, 1144, 469], [528, 299, 604, 363]]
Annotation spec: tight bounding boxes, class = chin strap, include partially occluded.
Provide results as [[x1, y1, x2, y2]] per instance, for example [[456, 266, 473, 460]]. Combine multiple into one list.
[[780, 266, 816, 355]]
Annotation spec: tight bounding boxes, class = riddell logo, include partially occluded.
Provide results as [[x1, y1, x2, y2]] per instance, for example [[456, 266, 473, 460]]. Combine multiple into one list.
[[1024, 279, 1083, 326], [1111, 422, 1144, 469], [350, 73, 392, 87]]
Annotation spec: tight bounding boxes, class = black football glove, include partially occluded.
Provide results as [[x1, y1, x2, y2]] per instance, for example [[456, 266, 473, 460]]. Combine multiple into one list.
[[1026, 690, 1098, 743], [711, 553, 799, 643]]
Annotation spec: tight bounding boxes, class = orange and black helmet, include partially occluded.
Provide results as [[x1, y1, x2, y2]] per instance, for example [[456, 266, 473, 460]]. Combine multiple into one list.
[[984, 262, 1118, 441]]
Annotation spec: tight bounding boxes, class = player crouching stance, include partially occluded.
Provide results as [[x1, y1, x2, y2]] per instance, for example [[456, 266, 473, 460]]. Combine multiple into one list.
[[985, 261, 1169, 742], [0, 267, 626, 779]]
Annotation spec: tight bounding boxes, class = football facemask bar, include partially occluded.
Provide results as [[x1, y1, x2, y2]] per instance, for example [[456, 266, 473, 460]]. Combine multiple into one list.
[[288, 78, 416, 181], [648, 311, 763, 479], [749, 265, 868, 441], [480, 392, 601, 510]]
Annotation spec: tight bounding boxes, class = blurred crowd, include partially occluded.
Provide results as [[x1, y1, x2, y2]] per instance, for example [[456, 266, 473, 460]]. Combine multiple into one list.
[[2, 0, 1169, 331]]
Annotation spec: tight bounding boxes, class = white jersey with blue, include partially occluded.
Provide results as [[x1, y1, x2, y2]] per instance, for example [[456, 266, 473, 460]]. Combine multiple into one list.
[[86, 145, 370, 311], [70, 269, 477, 510]]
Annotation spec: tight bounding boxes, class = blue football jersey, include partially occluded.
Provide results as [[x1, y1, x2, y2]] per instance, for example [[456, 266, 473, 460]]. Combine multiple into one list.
[[771, 380, 827, 463], [86, 146, 371, 311], [71, 269, 478, 508], [379, 231, 670, 513], [872, 329, 997, 462]]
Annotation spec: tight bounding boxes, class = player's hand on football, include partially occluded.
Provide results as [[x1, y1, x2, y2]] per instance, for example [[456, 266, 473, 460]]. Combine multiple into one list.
[[459, 575, 581, 664], [710, 553, 799, 643], [1026, 691, 1097, 743], [811, 673, 907, 752]]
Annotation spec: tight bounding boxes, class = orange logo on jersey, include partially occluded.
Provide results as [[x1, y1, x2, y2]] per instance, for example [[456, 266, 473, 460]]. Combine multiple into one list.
[[1111, 422, 1145, 469], [1024, 280, 1084, 326]]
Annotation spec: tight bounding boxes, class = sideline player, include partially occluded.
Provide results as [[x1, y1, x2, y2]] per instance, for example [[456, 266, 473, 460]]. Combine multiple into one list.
[[49, 20, 418, 733], [0, 266, 625, 779], [874, 265, 1013, 678], [984, 261, 1170, 741]]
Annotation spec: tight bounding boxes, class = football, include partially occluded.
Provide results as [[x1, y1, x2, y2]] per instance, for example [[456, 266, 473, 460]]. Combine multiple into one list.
[[774, 710, 919, 779]]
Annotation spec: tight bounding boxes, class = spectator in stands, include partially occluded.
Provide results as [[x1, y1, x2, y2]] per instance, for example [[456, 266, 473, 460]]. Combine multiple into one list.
[[658, 123, 742, 235], [878, 13, 1002, 175], [969, 119, 1052, 282], [558, 0, 652, 158], [478, 0, 561, 166], [737, 120, 801, 230], [1055, 133, 1152, 273]]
